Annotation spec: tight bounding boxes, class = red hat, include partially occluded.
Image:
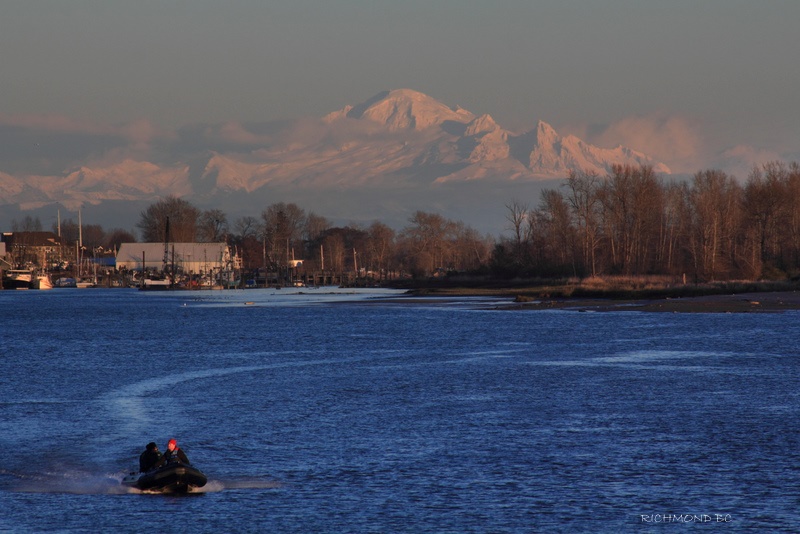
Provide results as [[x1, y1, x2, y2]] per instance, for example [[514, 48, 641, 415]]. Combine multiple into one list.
[[168, 438, 177, 447]]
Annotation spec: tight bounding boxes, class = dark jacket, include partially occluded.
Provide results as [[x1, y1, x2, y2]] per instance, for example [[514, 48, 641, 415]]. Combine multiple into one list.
[[155, 447, 190, 468], [139, 449, 162, 473], [166, 448, 190, 464]]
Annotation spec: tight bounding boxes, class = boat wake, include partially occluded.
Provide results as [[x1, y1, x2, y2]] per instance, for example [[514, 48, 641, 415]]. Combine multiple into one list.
[[527, 349, 735, 370], [213, 477, 282, 490], [101, 364, 278, 432], [128, 478, 281, 494], [100, 353, 406, 436], [1, 467, 129, 494], [1, 467, 278, 494]]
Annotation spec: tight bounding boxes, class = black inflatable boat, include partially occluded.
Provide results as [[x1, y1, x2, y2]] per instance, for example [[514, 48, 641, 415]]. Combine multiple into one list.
[[122, 463, 207, 493]]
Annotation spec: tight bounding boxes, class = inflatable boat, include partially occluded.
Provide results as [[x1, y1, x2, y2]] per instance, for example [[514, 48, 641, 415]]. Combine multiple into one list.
[[122, 463, 207, 493]]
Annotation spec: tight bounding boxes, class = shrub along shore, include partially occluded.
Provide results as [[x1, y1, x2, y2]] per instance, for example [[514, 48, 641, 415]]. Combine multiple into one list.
[[389, 277, 800, 313]]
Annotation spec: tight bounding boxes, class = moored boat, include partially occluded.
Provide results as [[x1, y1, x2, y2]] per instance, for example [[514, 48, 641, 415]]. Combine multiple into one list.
[[2, 269, 34, 290], [140, 278, 173, 290], [34, 273, 53, 290], [122, 463, 207, 493]]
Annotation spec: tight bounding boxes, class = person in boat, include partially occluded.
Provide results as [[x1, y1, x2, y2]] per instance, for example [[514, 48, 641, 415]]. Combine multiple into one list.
[[154, 438, 191, 467], [138, 442, 162, 473]]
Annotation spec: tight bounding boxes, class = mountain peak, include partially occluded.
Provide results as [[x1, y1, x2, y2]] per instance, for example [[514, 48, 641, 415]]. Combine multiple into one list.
[[534, 120, 560, 146], [465, 114, 500, 136], [346, 89, 475, 131], [525, 121, 670, 176]]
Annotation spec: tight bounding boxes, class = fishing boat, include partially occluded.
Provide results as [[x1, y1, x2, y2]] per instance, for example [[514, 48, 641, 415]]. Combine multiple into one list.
[[2, 269, 34, 290], [33, 273, 53, 290], [122, 462, 208, 493]]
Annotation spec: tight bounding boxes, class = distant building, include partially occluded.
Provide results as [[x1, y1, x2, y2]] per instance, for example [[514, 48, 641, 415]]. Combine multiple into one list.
[[116, 242, 237, 273], [1, 231, 64, 268]]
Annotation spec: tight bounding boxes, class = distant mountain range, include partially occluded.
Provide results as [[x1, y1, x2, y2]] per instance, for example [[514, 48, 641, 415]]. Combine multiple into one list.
[[0, 89, 671, 234]]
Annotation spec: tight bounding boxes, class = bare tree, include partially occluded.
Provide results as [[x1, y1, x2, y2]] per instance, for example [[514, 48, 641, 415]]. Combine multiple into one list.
[[599, 165, 663, 274], [505, 200, 530, 250], [450, 223, 493, 272], [564, 170, 601, 277], [742, 163, 786, 276], [365, 221, 395, 279], [137, 196, 200, 242], [659, 182, 686, 275], [228, 216, 261, 270], [56, 219, 80, 245], [400, 211, 457, 276], [13, 215, 42, 232], [782, 162, 800, 268], [197, 209, 228, 242], [261, 202, 306, 267], [81, 224, 106, 250], [233, 216, 260, 239], [684, 170, 740, 280], [104, 228, 136, 250], [538, 188, 576, 274], [321, 231, 346, 273], [304, 213, 331, 242]]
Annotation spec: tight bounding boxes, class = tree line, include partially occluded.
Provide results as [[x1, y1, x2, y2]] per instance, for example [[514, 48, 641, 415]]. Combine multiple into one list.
[[494, 161, 800, 281], [10, 159, 800, 281], [135, 197, 494, 278], [11, 197, 494, 277]]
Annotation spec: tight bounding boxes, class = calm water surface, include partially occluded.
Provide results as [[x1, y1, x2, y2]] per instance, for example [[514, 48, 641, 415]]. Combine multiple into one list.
[[1, 288, 799, 532]]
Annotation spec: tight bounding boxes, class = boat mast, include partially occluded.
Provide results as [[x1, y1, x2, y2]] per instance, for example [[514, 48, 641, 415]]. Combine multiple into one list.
[[163, 216, 170, 277]]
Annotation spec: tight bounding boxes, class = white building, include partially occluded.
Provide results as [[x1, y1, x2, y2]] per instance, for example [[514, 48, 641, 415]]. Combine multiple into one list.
[[116, 243, 236, 274]]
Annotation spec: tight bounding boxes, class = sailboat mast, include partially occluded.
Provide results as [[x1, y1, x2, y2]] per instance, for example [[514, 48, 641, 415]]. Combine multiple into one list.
[[163, 216, 170, 275]]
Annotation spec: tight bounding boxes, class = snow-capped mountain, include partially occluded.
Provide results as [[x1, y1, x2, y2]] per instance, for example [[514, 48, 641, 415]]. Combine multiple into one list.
[[0, 88, 670, 227], [334, 89, 476, 131], [195, 89, 667, 192]]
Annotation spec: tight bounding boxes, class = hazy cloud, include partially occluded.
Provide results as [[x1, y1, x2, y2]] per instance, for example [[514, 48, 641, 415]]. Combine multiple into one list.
[[216, 121, 274, 146], [0, 113, 113, 136], [563, 114, 706, 175], [711, 145, 784, 181], [119, 119, 170, 150]]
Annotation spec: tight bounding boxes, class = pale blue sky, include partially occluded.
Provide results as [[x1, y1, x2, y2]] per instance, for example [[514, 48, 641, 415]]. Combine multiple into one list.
[[2, 0, 799, 172]]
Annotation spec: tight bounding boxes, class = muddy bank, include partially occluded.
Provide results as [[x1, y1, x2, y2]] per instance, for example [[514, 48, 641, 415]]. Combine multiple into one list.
[[505, 291, 800, 313]]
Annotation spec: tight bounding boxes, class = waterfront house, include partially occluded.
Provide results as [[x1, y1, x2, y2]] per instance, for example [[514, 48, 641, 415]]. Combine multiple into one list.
[[1, 231, 65, 268]]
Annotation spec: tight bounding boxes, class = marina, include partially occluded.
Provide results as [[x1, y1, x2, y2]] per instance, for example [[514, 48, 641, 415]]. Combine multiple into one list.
[[1, 230, 377, 291]]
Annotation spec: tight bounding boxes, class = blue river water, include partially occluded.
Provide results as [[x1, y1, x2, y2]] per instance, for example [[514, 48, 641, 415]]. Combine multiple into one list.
[[1, 288, 798, 532]]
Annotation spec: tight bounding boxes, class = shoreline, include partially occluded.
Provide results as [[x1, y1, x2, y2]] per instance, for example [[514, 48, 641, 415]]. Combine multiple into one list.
[[392, 289, 800, 313], [502, 291, 800, 313]]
